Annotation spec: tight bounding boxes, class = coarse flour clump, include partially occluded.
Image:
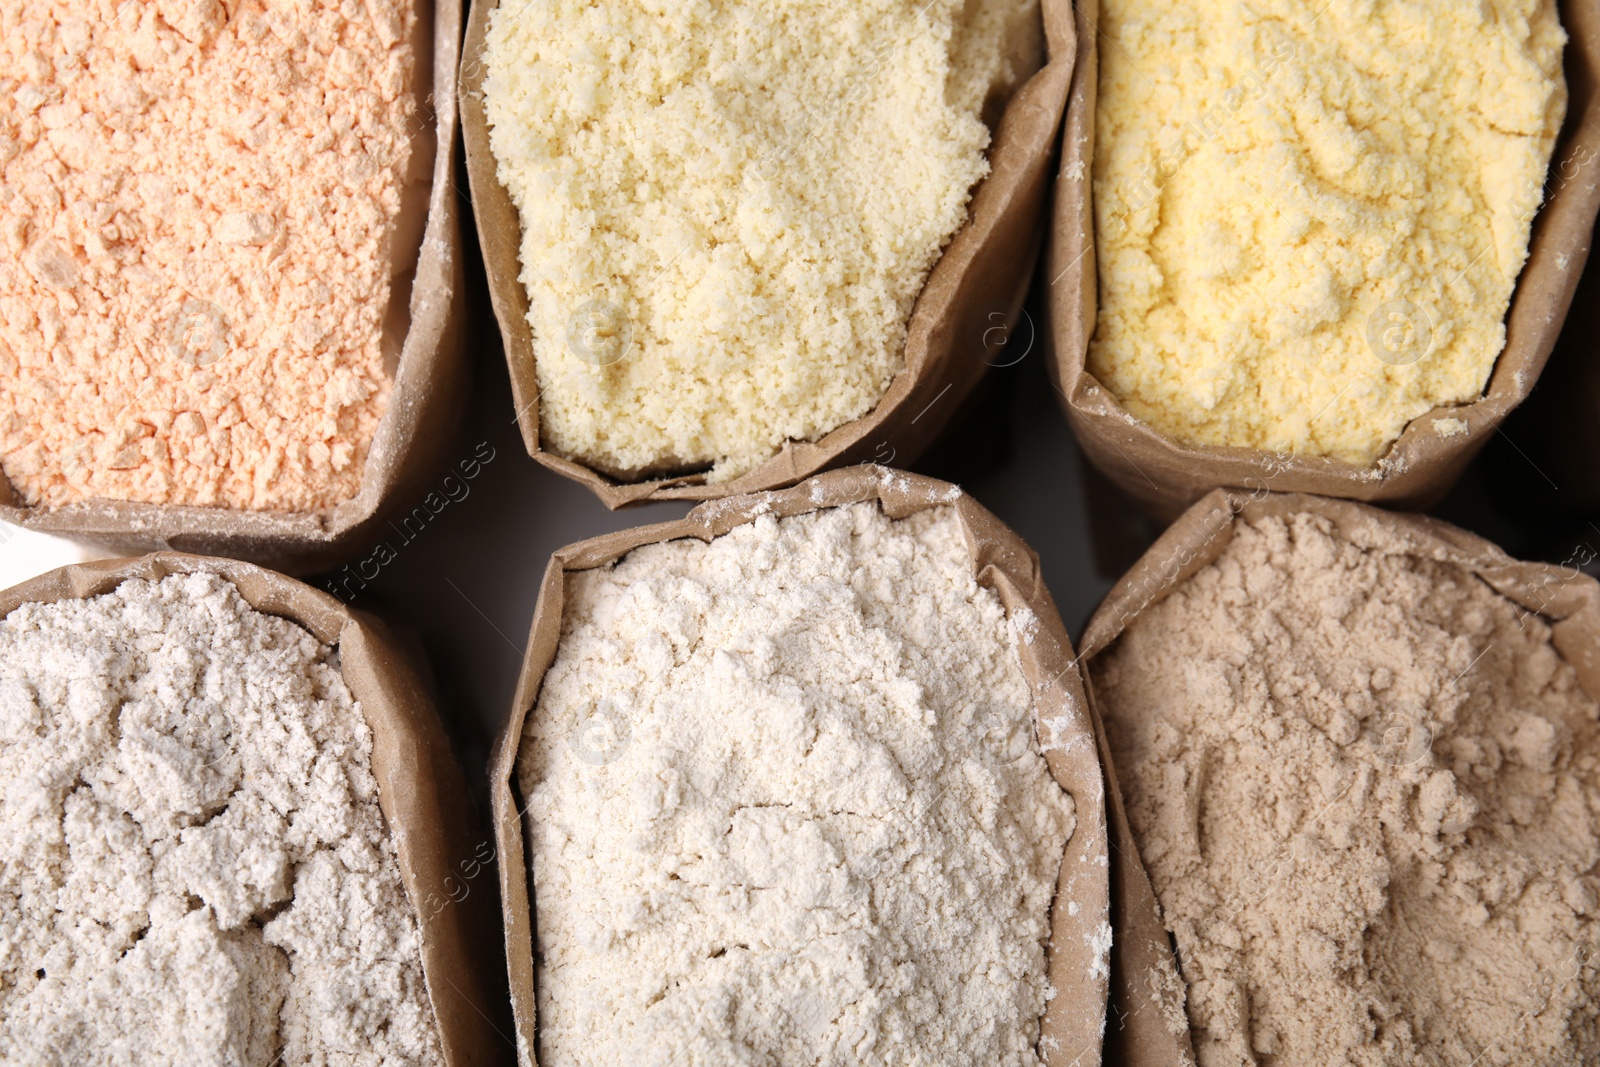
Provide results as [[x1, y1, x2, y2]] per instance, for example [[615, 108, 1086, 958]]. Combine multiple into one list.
[[0, 0, 422, 511], [520, 503, 1074, 1064], [0, 572, 443, 1066], [483, 0, 1040, 482], [1093, 512, 1600, 1066]]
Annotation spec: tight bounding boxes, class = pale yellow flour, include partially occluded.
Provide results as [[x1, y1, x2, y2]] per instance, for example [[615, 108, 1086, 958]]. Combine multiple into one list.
[[0, 0, 423, 511], [1090, 0, 1565, 464], [483, 0, 1038, 482]]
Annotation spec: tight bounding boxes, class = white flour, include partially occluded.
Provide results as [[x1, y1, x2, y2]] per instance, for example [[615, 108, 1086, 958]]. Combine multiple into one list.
[[0, 572, 442, 1066], [521, 503, 1075, 1065]]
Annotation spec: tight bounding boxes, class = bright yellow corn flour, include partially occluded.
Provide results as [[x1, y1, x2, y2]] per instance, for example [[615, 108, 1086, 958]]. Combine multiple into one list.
[[1090, 0, 1566, 465]]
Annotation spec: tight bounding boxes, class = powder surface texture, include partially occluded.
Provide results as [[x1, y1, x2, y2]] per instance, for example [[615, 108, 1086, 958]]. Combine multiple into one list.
[[0, 0, 423, 511], [0, 572, 443, 1066], [519, 503, 1074, 1064], [1092, 512, 1600, 1066], [483, 0, 1038, 483], [1089, 0, 1566, 464]]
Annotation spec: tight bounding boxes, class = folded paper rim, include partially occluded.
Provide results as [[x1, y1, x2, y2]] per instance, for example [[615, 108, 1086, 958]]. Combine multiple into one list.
[[1075, 487, 1600, 1064], [459, 1, 1077, 507], [0, 551, 514, 1067], [0, 0, 470, 575], [488, 464, 1111, 1065], [1047, 0, 1600, 519]]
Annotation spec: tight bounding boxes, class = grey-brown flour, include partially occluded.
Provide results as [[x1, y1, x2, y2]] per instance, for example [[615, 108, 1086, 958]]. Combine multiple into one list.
[[1092, 511, 1600, 1067], [0, 572, 442, 1066]]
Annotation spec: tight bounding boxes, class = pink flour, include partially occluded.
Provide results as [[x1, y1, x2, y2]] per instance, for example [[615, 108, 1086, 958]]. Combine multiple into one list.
[[0, 0, 426, 511]]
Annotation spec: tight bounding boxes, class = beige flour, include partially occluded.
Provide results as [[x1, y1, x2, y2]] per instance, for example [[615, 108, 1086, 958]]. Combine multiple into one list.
[[483, 0, 1039, 482], [0, 0, 424, 511], [1092, 512, 1600, 1066], [1089, 0, 1565, 464], [0, 572, 442, 1066], [519, 503, 1074, 1064]]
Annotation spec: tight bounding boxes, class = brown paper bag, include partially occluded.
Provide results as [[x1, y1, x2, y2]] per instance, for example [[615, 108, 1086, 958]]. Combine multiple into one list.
[[0, 0, 470, 576], [1048, 0, 1600, 520], [1488, 251, 1600, 518], [0, 552, 513, 1067], [459, 2, 1077, 508], [1074, 488, 1600, 1065], [488, 465, 1110, 1065]]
